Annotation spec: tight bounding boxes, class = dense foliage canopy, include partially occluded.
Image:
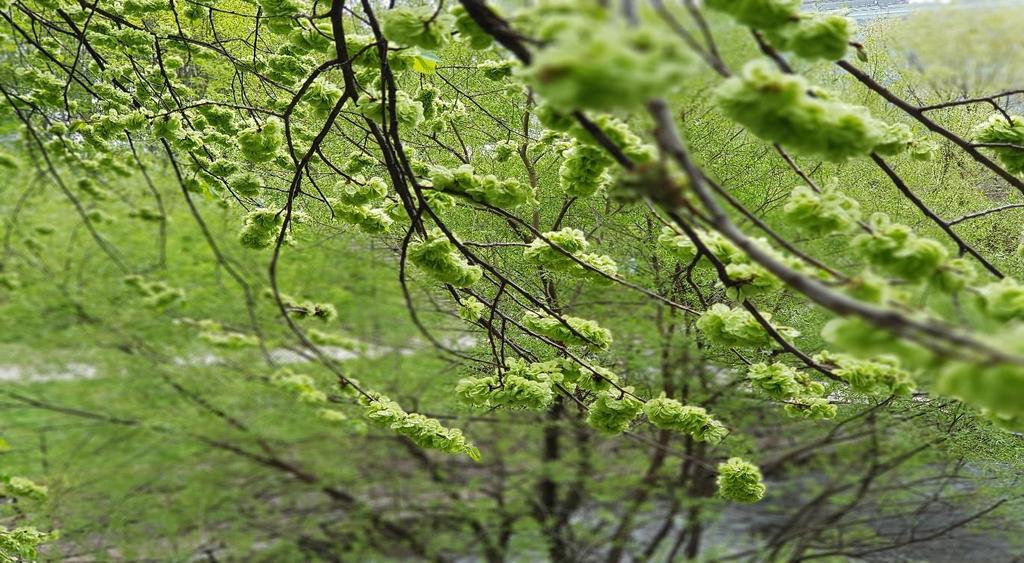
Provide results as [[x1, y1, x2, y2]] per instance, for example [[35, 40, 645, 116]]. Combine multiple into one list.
[[1, 0, 1023, 560]]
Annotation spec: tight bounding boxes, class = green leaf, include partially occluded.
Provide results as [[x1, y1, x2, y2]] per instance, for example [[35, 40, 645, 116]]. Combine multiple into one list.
[[410, 52, 439, 75]]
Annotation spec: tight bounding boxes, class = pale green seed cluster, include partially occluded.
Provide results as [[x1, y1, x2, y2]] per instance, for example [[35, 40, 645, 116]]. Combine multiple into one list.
[[559, 361, 621, 393], [820, 317, 929, 364], [266, 368, 367, 432], [784, 397, 837, 420], [707, 0, 853, 61], [783, 184, 862, 235], [1, 476, 48, 502], [333, 203, 393, 235], [304, 78, 344, 117], [851, 213, 952, 283], [643, 395, 728, 443], [456, 359, 645, 419], [228, 171, 264, 197], [289, 20, 334, 52], [696, 304, 797, 349], [152, 115, 183, 141], [458, 296, 486, 322], [559, 141, 613, 197], [521, 311, 612, 350], [478, 60, 515, 82], [456, 360, 560, 411], [716, 457, 767, 503], [429, 164, 535, 208], [934, 258, 978, 293], [207, 158, 239, 181], [358, 91, 425, 130], [814, 352, 915, 396], [76, 178, 111, 200], [330, 176, 393, 234], [524, 227, 618, 283], [840, 271, 891, 304], [975, 277, 1024, 321], [973, 114, 1024, 175], [237, 118, 284, 163], [747, 363, 822, 400], [715, 60, 895, 162], [364, 395, 481, 460], [723, 262, 785, 300], [522, 18, 692, 112], [343, 151, 377, 175], [238, 209, 284, 249], [747, 362, 834, 419], [256, 0, 305, 34], [706, 0, 800, 29], [380, 6, 452, 50], [937, 326, 1024, 431], [266, 46, 318, 87], [658, 226, 803, 299], [408, 231, 482, 288], [542, 114, 653, 197], [658, 226, 699, 263], [493, 140, 517, 162], [765, 14, 854, 61], [586, 387, 644, 434], [0, 526, 55, 562], [336, 177, 388, 206], [197, 104, 241, 135]]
